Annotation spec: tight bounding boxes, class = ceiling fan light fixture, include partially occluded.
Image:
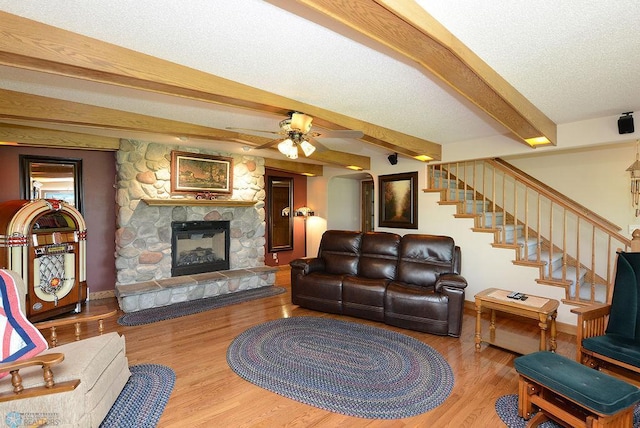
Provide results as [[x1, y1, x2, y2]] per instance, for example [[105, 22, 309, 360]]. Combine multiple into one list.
[[290, 112, 313, 133], [278, 138, 294, 155], [299, 140, 316, 157]]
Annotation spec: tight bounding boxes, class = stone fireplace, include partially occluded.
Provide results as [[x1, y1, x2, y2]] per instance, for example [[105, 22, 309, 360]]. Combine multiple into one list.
[[171, 220, 230, 277], [113, 140, 275, 313]]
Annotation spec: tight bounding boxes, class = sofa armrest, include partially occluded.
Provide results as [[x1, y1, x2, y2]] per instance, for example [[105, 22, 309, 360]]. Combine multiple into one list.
[[435, 273, 468, 292], [290, 257, 325, 276]]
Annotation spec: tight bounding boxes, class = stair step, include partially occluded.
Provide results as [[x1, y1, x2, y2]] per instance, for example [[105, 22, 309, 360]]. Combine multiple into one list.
[[462, 199, 490, 214], [431, 177, 459, 189], [479, 211, 505, 228], [527, 251, 563, 272], [577, 283, 607, 304], [496, 224, 524, 241], [445, 188, 474, 201]]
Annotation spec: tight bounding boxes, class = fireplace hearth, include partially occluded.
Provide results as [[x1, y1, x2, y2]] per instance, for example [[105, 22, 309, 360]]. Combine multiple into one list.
[[171, 220, 230, 277]]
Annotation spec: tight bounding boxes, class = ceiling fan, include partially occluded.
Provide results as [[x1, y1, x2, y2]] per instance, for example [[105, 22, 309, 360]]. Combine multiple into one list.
[[228, 112, 364, 159]]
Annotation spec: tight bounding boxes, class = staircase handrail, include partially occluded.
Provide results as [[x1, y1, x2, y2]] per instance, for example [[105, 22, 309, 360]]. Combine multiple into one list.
[[488, 158, 624, 238]]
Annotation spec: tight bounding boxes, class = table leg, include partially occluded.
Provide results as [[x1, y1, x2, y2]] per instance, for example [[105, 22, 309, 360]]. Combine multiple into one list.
[[538, 313, 548, 352], [550, 311, 557, 352], [475, 300, 482, 351]]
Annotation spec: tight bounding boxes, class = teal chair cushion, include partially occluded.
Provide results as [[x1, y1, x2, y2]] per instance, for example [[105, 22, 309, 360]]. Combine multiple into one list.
[[583, 334, 640, 368], [606, 252, 640, 341]]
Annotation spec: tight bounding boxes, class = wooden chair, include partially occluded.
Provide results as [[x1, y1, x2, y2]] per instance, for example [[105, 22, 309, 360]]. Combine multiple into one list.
[[0, 269, 130, 427], [572, 251, 640, 384]]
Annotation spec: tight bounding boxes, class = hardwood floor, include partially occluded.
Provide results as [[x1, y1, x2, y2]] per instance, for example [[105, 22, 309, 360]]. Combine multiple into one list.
[[61, 269, 576, 427]]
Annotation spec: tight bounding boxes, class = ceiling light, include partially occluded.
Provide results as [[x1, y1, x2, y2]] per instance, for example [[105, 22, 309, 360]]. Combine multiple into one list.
[[299, 140, 316, 157], [525, 136, 551, 146], [414, 155, 433, 162], [346, 165, 363, 171], [278, 138, 294, 155]]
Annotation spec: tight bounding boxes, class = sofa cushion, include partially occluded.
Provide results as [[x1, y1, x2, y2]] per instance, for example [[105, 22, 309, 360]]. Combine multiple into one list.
[[342, 276, 388, 321], [0, 269, 48, 378], [396, 234, 455, 287], [319, 231, 362, 276], [358, 232, 400, 280], [291, 272, 344, 314], [385, 282, 450, 335]]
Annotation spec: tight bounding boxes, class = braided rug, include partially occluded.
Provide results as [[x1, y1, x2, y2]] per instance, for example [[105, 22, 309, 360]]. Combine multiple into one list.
[[100, 364, 175, 428], [495, 394, 640, 427], [227, 316, 454, 419]]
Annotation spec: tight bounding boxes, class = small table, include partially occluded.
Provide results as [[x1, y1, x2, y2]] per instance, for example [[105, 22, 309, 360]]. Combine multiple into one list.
[[474, 288, 559, 354]]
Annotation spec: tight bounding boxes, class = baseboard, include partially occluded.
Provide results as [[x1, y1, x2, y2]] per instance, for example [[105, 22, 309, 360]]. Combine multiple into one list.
[[463, 299, 576, 336]]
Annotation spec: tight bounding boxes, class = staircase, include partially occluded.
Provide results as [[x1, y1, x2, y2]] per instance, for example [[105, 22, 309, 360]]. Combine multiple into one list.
[[426, 158, 633, 306]]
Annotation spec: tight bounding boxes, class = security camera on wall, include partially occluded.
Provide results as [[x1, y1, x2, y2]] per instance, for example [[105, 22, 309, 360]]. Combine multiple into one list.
[[387, 153, 398, 165]]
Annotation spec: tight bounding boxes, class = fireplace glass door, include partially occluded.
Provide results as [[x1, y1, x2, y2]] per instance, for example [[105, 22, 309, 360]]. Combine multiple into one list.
[[171, 221, 230, 276]]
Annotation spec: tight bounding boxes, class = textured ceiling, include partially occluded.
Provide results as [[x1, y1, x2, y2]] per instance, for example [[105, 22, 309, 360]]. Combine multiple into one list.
[[0, 1, 639, 165]]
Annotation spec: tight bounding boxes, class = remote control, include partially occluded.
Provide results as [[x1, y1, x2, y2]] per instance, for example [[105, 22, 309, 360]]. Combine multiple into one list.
[[507, 291, 519, 298], [520, 295, 528, 301]]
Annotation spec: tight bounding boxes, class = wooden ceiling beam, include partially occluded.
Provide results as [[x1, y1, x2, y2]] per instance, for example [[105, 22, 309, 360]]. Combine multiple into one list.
[[0, 11, 441, 161], [264, 158, 324, 176], [0, 89, 371, 170], [0, 124, 120, 151], [295, 0, 557, 147]]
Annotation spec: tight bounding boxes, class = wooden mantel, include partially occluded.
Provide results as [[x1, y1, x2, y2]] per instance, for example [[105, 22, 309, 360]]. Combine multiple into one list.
[[141, 198, 256, 207]]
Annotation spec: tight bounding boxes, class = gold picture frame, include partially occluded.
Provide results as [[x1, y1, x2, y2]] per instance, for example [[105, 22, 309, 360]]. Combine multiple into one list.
[[170, 151, 233, 195]]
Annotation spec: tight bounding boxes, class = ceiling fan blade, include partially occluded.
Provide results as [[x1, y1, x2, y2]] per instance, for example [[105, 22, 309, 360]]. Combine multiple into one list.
[[253, 138, 282, 150], [225, 126, 281, 136], [313, 129, 364, 139]]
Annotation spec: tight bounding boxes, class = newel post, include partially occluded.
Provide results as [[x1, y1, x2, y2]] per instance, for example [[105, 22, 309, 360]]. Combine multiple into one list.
[[632, 229, 640, 252]]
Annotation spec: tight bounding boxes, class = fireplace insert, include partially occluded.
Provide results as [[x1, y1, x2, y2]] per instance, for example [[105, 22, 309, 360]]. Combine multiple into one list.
[[171, 220, 230, 277]]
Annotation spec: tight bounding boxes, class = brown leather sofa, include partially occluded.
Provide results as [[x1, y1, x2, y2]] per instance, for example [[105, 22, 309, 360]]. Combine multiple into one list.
[[290, 230, 468, 337]]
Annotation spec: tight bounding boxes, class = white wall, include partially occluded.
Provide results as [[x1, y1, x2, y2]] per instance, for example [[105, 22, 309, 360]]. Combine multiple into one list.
[[306, 137, 639, 326], [327, 177, 360, 230]]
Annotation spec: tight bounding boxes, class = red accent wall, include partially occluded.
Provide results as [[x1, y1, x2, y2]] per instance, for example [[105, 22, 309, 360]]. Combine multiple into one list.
[[0, 146, 117, 293], [264, 169, 307, 267]]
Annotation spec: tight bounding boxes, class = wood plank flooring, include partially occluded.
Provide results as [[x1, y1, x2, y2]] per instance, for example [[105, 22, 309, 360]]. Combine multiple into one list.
[[57, 268, 576, 427]]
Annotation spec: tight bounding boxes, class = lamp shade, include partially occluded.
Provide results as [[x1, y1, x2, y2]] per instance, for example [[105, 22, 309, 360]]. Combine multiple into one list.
[[299, 140, 316, 157], [290, 113, 313, 133], [295, 206, 314, 217]]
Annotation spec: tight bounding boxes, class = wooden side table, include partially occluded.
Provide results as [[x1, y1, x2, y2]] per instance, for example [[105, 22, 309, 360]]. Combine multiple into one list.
[[474, 288, 559, 354]]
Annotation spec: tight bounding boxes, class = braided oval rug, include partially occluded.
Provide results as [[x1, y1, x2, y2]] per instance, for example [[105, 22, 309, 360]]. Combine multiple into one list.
[[227, 316, 454, 419]]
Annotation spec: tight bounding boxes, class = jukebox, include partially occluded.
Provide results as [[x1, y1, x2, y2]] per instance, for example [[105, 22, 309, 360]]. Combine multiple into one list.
[[0, 199, 87, 321]]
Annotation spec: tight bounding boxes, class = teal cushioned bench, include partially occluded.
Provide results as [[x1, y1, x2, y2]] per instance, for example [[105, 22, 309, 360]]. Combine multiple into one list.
[[515, 351, 640, 426]]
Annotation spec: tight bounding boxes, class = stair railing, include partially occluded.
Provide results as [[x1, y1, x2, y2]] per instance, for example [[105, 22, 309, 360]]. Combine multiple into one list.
[[427, 158, 631, 305]]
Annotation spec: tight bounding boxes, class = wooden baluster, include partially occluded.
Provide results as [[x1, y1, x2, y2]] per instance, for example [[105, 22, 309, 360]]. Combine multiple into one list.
[[562, 208, 567, 283], [50, 326, 58, 348], [74, 322, 81, 341], [548, 201, 553, 279]]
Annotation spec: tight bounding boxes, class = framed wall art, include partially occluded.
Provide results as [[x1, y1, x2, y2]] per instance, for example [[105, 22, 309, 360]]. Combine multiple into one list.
[[378, 171, 418, 229], [170, 151, 233, 195]]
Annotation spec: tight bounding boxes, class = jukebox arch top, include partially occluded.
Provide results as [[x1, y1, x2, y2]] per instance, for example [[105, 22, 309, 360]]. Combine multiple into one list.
[[0, 199, 87, 321]]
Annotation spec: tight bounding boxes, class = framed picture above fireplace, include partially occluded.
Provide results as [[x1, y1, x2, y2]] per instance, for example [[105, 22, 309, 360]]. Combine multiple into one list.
[[170, 151, 233, 195]]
